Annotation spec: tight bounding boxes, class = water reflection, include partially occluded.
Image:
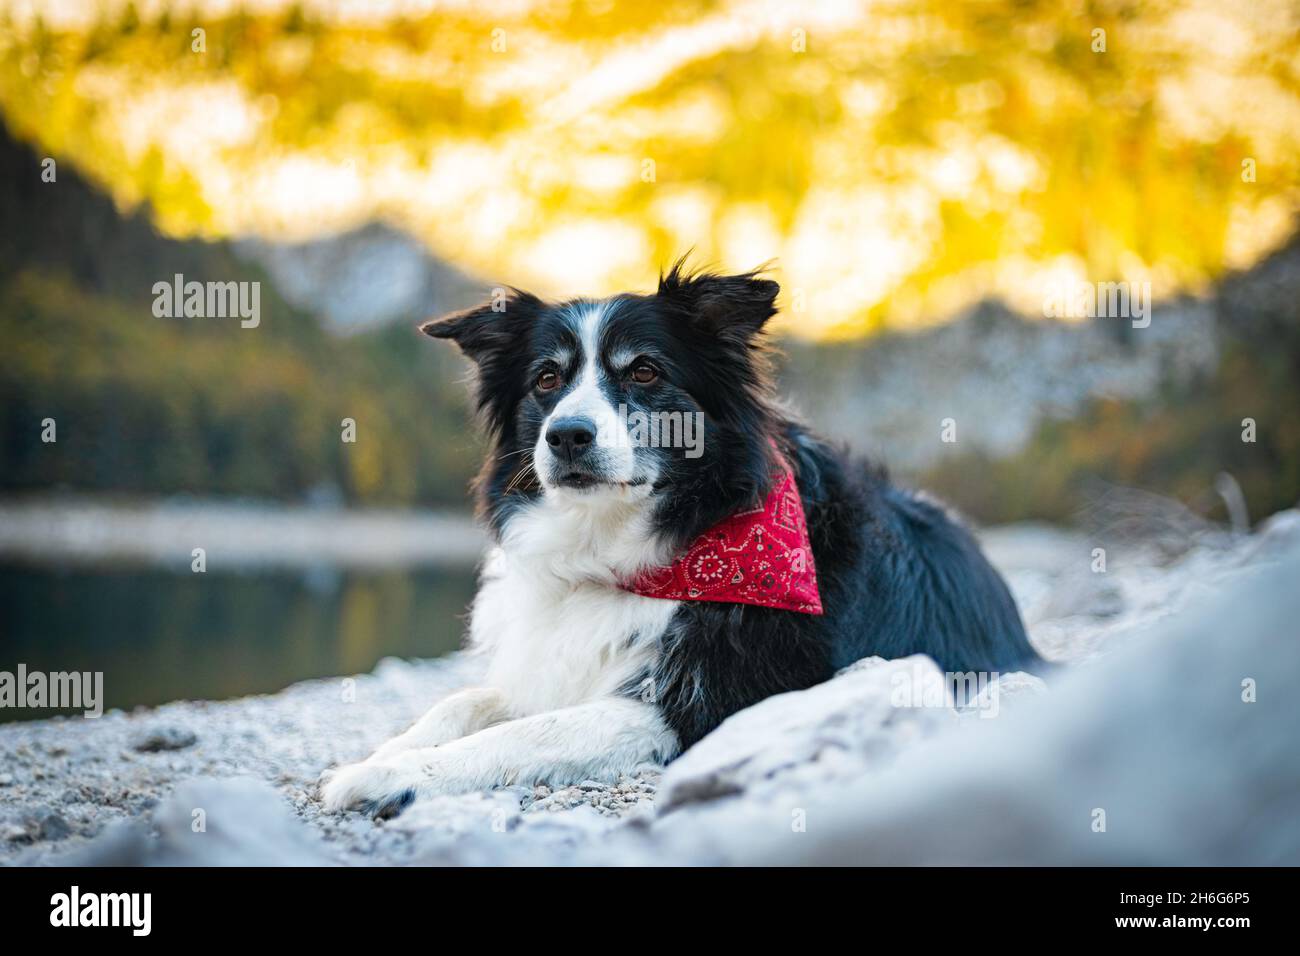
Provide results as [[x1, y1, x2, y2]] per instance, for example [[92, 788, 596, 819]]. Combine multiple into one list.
[[0, 563, 477, 720]]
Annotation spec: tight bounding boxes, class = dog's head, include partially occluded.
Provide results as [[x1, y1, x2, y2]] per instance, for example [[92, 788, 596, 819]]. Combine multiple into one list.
[[421, 262, 782, 541]]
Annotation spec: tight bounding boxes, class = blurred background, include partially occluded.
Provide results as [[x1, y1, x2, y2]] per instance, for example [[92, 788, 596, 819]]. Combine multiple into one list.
[[1, 0, 1297, 716]]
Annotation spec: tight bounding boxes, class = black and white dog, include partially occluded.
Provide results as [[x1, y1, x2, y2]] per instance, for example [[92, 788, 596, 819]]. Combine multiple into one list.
[[320, 263, 1040, 816]]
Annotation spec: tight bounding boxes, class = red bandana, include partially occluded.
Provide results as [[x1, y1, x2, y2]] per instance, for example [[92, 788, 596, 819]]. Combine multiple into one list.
[[622, 454, 823, 615]]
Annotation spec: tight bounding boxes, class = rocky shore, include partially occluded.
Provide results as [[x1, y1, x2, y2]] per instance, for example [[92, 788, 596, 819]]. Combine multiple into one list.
[[3, 512, 1298, 866]]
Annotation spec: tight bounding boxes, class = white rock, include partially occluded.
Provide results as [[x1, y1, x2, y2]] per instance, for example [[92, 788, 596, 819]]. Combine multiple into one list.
[[691, 540, 1300, 865], [659, 654, 957, 812]]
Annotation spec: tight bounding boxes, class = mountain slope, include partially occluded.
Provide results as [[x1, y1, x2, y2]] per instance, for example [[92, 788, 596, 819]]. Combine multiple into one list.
[[0, 119, 482, 506]]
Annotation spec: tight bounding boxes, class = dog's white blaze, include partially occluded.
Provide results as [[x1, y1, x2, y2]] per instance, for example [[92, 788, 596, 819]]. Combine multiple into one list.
[[535, 301, 636, 484], [555, 301, 607, 419]]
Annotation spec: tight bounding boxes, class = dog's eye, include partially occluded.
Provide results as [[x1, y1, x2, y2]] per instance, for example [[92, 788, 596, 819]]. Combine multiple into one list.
[[536, 370, 560, 391], [630, 363, 659, 385]]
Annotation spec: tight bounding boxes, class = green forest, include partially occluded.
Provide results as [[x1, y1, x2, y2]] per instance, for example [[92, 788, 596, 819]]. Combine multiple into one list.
[[0, 122, 484, 506]]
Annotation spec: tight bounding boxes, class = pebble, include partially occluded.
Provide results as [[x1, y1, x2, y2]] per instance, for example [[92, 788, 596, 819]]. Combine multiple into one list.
[[37, 811, 72, 841], [131, 727, 198, 753]]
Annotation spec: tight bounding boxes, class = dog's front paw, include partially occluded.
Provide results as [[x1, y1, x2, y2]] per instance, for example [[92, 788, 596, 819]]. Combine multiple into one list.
[[318, 761, 416, 819]]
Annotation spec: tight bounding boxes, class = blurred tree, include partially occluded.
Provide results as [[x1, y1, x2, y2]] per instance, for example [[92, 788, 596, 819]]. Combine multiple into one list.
[[0, 120, 482, 505], [0, 0, 1294, 337]]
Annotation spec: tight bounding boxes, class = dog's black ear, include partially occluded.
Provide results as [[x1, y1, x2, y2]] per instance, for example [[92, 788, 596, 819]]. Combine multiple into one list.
[[657, 259, 779, 341], [419, 289, 542, 365]]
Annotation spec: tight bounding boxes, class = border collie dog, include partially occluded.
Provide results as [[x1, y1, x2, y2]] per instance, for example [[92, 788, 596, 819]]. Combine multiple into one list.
[[320, 264, 1040, 816]]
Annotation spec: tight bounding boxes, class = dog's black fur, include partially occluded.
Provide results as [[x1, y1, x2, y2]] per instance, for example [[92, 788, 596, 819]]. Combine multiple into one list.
[[423, 262, 1041, 751]]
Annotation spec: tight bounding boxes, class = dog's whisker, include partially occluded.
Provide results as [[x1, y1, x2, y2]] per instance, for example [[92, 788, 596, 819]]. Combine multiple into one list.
[[503, 458, 535, 496], [495, 447, 533, 462]]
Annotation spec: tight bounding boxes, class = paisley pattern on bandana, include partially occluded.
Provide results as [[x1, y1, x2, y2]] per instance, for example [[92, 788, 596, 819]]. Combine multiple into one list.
[[622, 454, 823, 615]]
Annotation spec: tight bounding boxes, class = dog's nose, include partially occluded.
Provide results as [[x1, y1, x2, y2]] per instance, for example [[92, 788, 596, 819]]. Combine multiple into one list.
[[546, 416, 596, 462]]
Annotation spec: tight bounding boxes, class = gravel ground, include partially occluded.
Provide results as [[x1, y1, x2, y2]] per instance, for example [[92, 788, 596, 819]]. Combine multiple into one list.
[[3, 512, 1297, 866]]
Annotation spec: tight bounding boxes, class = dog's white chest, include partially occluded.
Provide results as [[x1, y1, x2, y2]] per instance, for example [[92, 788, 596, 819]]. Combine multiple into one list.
[[469, 546, 678, 716]]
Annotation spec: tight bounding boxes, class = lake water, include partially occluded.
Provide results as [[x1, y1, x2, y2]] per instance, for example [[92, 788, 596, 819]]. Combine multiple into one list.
[[0, 563, 478, 721]]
